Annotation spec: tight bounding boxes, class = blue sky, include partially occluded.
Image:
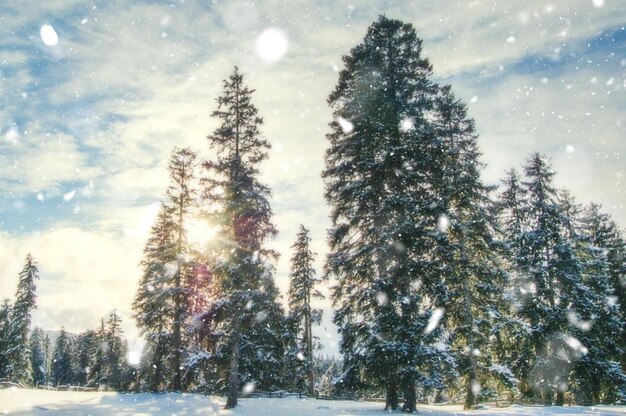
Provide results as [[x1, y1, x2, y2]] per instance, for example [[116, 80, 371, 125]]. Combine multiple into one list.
[[1, 0, 624, 355]]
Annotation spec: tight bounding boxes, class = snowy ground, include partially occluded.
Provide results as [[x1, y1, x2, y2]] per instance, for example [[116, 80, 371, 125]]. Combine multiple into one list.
[[1, 388, 626, 415]]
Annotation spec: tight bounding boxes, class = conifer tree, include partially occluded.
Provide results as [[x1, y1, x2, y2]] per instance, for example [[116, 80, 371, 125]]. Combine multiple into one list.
[[498, 155, 626, 405], [288, 225, 323, 395], [519, 155, 574, 404], [30, 328, 48, 386], [166, 147, 197, 391], [133, 147, 197, 391], [43, 333, 51, 383], [6, 254, 39, 385], [133, 203, 177, 391], [323, 16, 454, 412], [201, 66, 279, 409], [73, 330, 97, 387], [571, 203, 626, 402], [431, 86, 510, 410], [497, 169, 534, 395], [51, 328, 73, 386], [0, 299, 10, 380], [583, 204, 626, 373], [89, 319, 108, 388], [106, 311, 128, 390]]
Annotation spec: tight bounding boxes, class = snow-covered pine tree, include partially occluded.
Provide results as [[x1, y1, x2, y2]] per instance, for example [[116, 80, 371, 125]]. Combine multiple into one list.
[[6, 253, 39, 385], [51, 328, 73, 386], [431, 86, 511, 410], [497, 169, 534, 396], [497, 154, 621, 405], [323, 16, 454, 412], [133, 203, 177, 391], [201, 66, 279, 409], [43, 333, 51, 384], [239, 277, 286, 392], [516, 154, 569, 404], [133, 147, 196, 392], [570, 202, 626, 403], [106, 311, 129, 390], [73, 330, 97, 387], [0, 299, 11, 380], [89, 319, 109, 388], [583, 204, 626, 373], [165, 147, 197, 391], [287, 225, 324, 395], [29, 327, 48, 386]]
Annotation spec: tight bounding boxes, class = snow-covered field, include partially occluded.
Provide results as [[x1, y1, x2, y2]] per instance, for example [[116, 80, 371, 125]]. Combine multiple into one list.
[[1, 388, 626, 415]]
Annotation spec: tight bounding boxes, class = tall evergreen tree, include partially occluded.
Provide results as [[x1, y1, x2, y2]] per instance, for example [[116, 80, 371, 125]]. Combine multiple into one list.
[[30, 327, 48, 386], [51, 328, 73, 386], [323, 16, 456, 412], [89, 318, 108, 388], [571, 202, 626, 402], [497, 169, 534, 395], [498, 155, 626, 405], [166, 147, 197, 391], [431, 86, 511, 410], [133, 147, 197, 392], [73, 330, 98, 386], [42, 333, 51, 384], [583, 204, 626, 373], [519, 154, 574, 404], [133, 203, 177, 391], [287, 225, 324, 395], [6, 254, 39, 385], [201, 66, 279, 409], [106, 311, 128, 390], [0, 299, 10, 380]]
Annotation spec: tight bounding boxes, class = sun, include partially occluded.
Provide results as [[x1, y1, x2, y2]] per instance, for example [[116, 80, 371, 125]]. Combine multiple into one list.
[[185, 217, 220, 247]]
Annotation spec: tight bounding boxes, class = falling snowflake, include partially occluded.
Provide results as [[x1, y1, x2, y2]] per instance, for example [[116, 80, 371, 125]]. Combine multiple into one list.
[[423, 308, 444, 335], [242, 382, 256, 394], [40, 24, 59, 46], [399, 117, 414, 132], [5, 127, 19, 144], [563, 334, 588, 355], [375, 291, 388, 306], [471, 380, 481, 396], [337, 117, 354, 134], [63, 190, 76, 201], [566, 310, 591, 332], [256, 28, 288, 63], [437, 215, 450, 233]]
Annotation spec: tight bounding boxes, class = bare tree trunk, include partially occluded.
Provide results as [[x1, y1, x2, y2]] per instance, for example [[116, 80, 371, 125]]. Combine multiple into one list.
[[464, 368, 477, 410], [305, 292, 315, 396], [172, 268, 182, 391], [462, 267, 478, 411], [225, 331, 240, 409], [555, 390, 564, 406], [385, 376, 399, 410], [402, 373, 416, 413]]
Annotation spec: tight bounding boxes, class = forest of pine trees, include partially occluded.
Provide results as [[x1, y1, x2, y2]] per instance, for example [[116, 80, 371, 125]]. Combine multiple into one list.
[[1, 15, 624, 413]]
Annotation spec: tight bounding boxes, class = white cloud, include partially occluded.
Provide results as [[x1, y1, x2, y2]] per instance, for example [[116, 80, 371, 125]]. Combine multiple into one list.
[[0, 227, 144, 340], [0, 132, 100, 194]]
